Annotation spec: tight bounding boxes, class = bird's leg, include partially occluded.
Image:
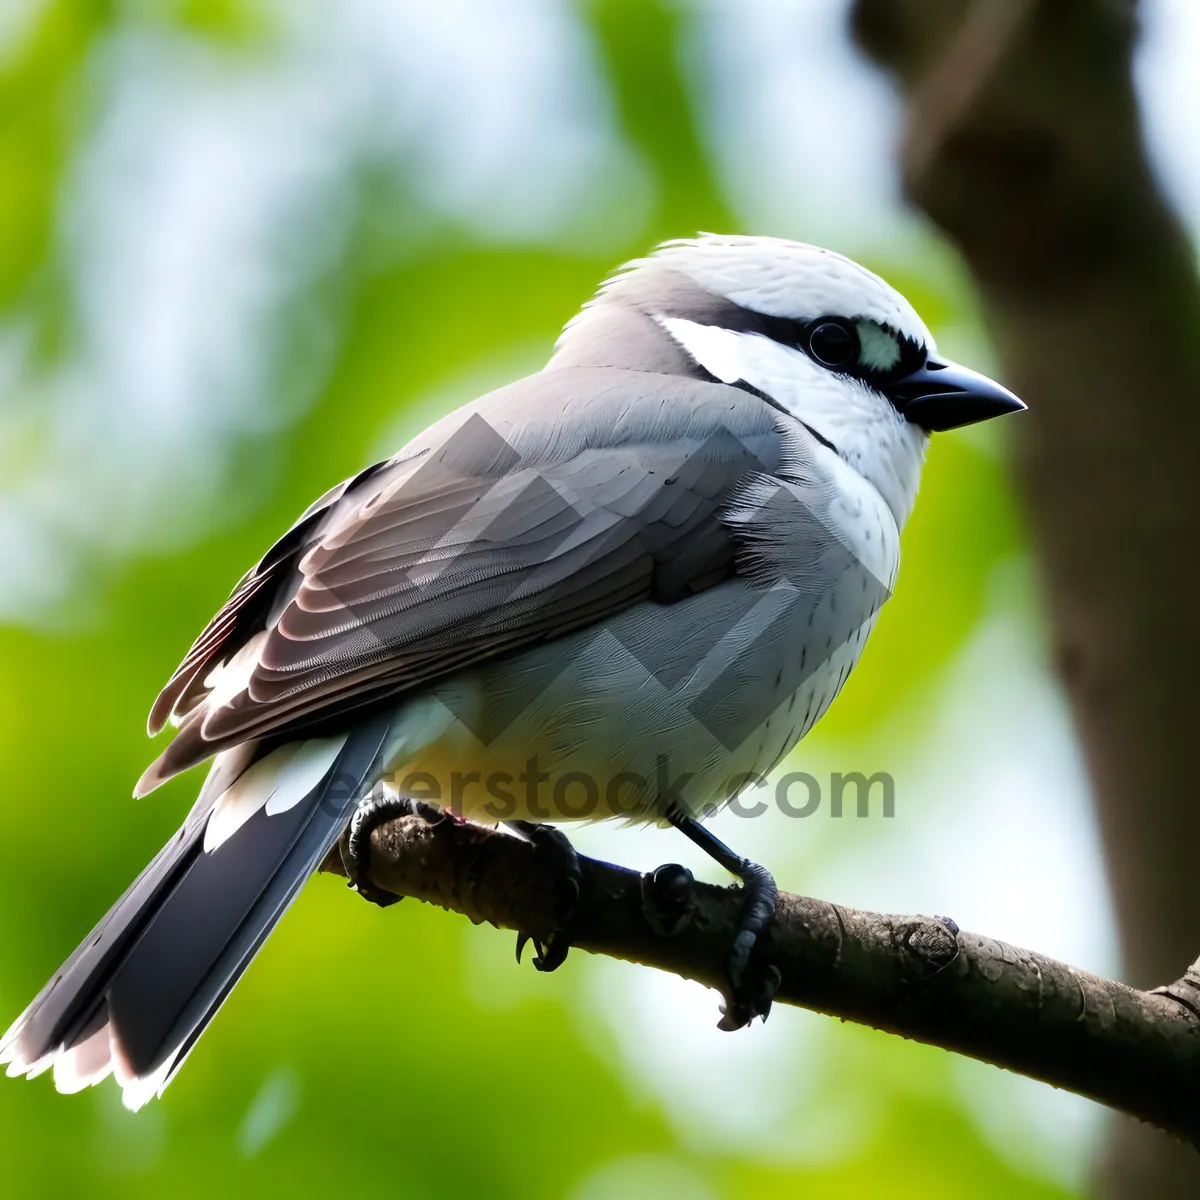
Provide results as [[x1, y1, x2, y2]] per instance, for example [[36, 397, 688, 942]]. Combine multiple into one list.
[[666, 808, 781, 1030], [504, 820, 581, 973], [340, 790, 445, 908]]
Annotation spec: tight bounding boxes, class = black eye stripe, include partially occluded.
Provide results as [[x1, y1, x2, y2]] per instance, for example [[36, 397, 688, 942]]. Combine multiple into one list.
[[682, 297, 925, 384], [716, 309, 819, 350]]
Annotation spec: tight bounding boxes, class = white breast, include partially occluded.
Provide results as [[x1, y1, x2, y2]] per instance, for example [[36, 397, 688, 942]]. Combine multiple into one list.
[[377, 437, 900, 824]]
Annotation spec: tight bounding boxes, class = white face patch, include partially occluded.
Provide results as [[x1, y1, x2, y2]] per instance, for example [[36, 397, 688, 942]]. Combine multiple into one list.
[[656, 313, 848, 416], [655, 314, 928, 527], [654, 315, 766, 386]]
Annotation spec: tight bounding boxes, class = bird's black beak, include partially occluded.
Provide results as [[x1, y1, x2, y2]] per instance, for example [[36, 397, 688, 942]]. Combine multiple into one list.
[[884, 356, 1026, 432]]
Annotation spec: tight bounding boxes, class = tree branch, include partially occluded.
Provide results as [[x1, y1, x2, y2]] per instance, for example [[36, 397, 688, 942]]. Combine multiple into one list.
[[321, 813, 1200, 1145]]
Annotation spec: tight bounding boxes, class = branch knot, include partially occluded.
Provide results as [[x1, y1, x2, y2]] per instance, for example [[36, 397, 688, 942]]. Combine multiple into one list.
[[898, 916, 963, 981]]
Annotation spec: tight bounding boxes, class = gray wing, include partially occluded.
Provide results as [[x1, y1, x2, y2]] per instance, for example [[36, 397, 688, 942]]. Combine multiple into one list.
[[139, 367, 806, 791]]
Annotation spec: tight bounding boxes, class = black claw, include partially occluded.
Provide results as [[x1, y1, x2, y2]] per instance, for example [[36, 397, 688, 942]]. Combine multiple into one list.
[[719, 886, 780, 1030], [717, 1004, 744, 1033], [531, 934, 570, 973], [341, 793, 438, 908], [506, 821, 581, 974], [717, 962, 780, 1032]]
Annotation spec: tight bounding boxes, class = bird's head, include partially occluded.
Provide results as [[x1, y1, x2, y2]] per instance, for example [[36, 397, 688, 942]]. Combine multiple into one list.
[[550, 233, 1024, 525]]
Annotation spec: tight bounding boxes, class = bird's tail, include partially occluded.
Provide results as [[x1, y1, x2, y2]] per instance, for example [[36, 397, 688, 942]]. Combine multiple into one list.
[[0, 718, 390, 1110]]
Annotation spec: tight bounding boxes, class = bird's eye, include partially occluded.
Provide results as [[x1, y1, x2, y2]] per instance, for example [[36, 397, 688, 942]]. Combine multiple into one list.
[[806, 321, 856, 367]]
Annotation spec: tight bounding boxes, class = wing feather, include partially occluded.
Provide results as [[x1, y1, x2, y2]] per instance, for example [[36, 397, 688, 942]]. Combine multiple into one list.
[[138, 369, 796, 793]]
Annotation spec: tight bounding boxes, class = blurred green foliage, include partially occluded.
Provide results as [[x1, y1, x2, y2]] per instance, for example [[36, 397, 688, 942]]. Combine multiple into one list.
[[0, 2, 1073, 1197]]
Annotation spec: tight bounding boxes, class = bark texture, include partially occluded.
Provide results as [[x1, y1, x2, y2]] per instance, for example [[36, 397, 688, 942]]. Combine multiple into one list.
[[322, 814, 1200, 1145], [850, 0, 1200, 1191]]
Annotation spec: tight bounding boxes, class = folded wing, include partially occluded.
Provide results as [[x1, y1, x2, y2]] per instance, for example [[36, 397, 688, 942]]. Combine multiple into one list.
[[138, 368, 807, 793]]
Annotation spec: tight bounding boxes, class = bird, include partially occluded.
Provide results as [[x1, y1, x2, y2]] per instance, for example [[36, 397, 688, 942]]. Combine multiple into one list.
[[0, 233, 1024, 1110]]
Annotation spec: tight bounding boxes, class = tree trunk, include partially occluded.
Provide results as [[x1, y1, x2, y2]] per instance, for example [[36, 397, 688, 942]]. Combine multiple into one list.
[[851, 0, 1200, 1192]]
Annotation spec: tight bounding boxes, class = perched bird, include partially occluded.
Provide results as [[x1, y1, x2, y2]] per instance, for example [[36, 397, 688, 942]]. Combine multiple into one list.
[[0, 234, 1023, 1109]]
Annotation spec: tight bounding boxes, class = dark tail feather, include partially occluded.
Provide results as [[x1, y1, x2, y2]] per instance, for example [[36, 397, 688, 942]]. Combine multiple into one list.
[[1, 718, 389, 1108]]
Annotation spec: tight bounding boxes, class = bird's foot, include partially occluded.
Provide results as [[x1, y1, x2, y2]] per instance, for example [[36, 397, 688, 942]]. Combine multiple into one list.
[[506, 821, 581, 973], [717, 857, 781, 1031], [664, 809, 781, 1030], [641, 863, 697, 936], [340, 792, 444, 908]]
